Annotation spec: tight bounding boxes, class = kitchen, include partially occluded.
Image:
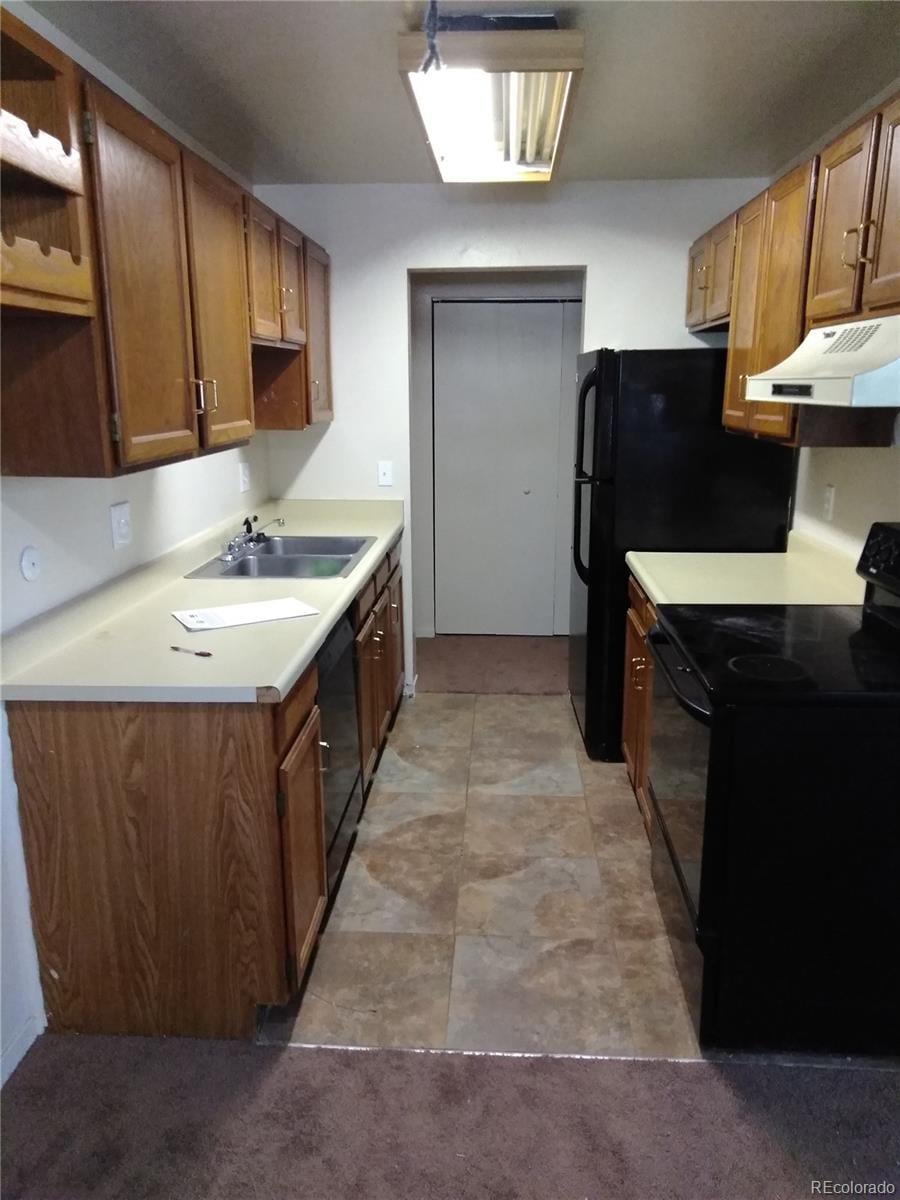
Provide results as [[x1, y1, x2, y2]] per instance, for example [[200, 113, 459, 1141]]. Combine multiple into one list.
[[2, 2, 900, 1197]]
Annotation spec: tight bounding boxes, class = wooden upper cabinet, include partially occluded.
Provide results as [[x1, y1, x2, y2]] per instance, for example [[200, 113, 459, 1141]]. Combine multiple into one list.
[[705, 213, 737, 323], [806, 115, 878, 322], [722, 194, 766, 431], [685, 236, 708, 327], [277, 220, 307, 344], [86, 81, 198, 466], [278, 706, 328, 983], [246, 198, 281, 340], [862, 94, 900, 313], [305, 238, 333, 422], [748, 159, 817, 440], [0, 11, 95, 317], [685, 215, 736, 329], [182, 153, 254, 448]]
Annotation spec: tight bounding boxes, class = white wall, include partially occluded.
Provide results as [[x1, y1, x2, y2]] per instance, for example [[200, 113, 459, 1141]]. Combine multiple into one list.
[[794, 446, 900, 558], [258, 178, 766, 668], [0, 4, 267, 1085]]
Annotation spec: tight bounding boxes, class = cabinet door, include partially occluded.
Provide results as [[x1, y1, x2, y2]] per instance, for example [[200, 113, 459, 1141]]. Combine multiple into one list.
[[705, 213, 736, 323], [277, 221, 307, 344], [304, 238, 333, 422], [182, 154, 254, 448], [278, 706, 327, 981], [685, 235, 709, 327], [246, 198, 281, 340], [722, 194, 765, 430], [386, 568, 405, 713], [748, 159, 817, 440], [806, 116, 878, 322], [86, 81, 198, 466], [862, 95, 900, 312], [633, 648, 654, 836], [355, 610, 380, 790], [372, 588, 392, 746]]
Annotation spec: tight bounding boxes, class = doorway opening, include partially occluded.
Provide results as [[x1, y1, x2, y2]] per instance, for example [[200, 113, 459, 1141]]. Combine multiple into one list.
[[409, 270, 585, 694]]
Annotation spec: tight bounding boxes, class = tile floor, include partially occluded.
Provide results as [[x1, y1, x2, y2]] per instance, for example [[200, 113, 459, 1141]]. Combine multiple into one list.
[[260, 693, 699, 1058]]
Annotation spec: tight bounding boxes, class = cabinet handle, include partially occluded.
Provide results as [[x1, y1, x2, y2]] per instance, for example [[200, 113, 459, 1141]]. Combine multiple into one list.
[[633, 660, 647, 692], [191, 378, 207, 415], [319, 739, 331, 772], [205, 378, 219, 413], [840, 226, 860, 270], [278, 285, 294, 314], [697, 264, 709, 291], [312, 379, 320, 404], [857, 219, 876, 265]]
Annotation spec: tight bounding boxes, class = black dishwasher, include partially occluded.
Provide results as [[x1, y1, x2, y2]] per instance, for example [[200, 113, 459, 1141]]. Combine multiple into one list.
[[315, 616, 364, 894]]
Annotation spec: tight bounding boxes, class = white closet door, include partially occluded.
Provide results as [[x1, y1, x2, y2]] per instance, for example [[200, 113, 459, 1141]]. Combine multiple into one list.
[[433, 300, 564, 635]]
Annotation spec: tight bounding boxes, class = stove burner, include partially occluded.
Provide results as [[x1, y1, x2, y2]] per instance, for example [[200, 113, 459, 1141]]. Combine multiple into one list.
[[727, 654, 812, 684]]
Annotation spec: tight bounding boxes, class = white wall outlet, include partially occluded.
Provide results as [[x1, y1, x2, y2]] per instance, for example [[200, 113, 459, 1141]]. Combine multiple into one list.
[[238, 461, 251, 494], [110, 500, 132, 550], [823, 483, 836, 523], [19, 545, 41, 582], [378, 460, 393, 487]]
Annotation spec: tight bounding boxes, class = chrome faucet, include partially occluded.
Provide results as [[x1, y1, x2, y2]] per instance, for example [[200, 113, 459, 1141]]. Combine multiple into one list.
[[222, 515, 285, 561]]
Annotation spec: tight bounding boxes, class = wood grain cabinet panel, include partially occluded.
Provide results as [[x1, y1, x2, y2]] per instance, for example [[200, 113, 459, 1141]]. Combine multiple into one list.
[[372, 588, 392, 746], [278, 706, 328, 983], [182, 153, 254, 448], [748, 159, 817, 440], [806, 115, 878, 323], [6, 701, 288, 1039], [86, 81, 198, 466], [277, 220, 307, 345], [862, 94, 900, 313], [305, 238, 334, 423], [722, 194, 765, 431], [704, 213, 737, 323], [621, 602, 653, 835], [355, 610, 380, 790], [685, 236, 709, 327], [386, 567, 405, 712], [246, 198, 281, 340]]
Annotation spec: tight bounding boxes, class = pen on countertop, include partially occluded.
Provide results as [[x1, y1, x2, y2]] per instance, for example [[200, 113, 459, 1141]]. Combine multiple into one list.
[[170, 645, 213, 658]]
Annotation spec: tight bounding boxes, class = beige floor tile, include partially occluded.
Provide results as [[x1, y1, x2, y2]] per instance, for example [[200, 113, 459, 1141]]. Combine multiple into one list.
[[588, 797, 651, 857], [358, 792, 466, 856], [473, 694, 578, 743], [615, 934, 700, 1058], [389, 694, 476, 750], [465, 794, 594, 858], [328, 844, 460, 934], [286, 932, 453, 1049], [446, 934, 633, 1055], [370, 743, 470, 794], [467, 747, 583, 796], [456, 854, 605, 938]]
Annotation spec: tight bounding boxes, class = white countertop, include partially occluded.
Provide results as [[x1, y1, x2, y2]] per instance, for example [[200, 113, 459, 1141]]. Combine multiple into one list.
[[626, 532, 865, 608], [1, 499, 404, 703]]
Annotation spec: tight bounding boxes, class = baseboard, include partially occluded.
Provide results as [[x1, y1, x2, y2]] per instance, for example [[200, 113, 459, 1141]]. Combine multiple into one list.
[[1, 1013, 44, 1087]]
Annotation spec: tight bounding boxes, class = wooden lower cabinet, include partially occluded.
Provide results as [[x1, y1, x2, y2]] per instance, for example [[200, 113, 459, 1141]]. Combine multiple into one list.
[[278, 706, 327, 985], [355, 609, 381, 790], [621, 580, 655, 835], [386, 568, 405, 711], [6, 664, 330, 1040], [353, 552, 405, 792]]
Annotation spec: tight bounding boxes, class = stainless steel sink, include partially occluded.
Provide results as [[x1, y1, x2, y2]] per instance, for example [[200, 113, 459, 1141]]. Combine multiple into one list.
[[185, 534, 376, 580]]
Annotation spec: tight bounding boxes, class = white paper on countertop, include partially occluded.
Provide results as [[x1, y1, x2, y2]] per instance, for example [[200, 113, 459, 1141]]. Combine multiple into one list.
[[171, 597, 319, 632]]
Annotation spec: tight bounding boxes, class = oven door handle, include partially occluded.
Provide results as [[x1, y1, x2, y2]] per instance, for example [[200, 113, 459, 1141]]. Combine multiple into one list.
[[648, 628, 713, 727]]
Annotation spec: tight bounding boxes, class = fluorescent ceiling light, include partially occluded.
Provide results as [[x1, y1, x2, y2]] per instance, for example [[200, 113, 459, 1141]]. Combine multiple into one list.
[[399, 31, 583, 183]]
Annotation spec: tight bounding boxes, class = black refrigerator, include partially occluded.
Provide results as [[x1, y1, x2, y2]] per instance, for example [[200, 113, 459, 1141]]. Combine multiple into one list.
[[569, 347, 796, 761]]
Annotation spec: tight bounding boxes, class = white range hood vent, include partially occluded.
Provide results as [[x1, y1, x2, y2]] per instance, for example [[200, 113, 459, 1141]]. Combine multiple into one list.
[[746, 315, 900, 408]]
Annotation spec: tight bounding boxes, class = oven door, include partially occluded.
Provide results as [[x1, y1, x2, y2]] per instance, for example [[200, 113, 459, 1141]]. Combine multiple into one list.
[[646, 627, 713, 924]]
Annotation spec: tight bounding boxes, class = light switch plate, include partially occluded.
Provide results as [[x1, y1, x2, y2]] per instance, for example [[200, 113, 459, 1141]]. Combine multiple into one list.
[[239, 462, 251, 494], [110, 500, 132, 549], [378, 460, 393, 487]]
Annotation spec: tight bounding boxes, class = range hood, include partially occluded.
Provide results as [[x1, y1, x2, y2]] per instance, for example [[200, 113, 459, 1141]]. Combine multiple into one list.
[[746, 315, 900, 407]]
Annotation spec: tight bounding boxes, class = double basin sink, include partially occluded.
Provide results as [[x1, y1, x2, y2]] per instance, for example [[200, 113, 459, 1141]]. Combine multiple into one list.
[[186, 535, 377, 580]]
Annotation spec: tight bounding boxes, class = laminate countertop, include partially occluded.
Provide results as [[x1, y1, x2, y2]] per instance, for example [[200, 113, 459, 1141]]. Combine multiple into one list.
[[626, 531, 865, 609], [1, 500, 404, 704]]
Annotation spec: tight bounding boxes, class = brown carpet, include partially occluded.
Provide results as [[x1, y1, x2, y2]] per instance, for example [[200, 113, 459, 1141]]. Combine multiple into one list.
[[416, 635, 569, 694], [3, 1036, 899, 1200]]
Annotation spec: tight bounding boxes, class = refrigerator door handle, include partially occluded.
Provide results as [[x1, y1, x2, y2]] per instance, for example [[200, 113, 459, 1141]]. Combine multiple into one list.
[[573, 479, 591, 585], [574, 366, 598, 479]]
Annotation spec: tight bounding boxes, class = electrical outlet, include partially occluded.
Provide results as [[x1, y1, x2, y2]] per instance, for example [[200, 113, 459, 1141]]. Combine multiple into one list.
[[238, 462, 251, 494], [823, 484, 836, 523], [110, 500, 132, 550], [378, 460, 393, 487]]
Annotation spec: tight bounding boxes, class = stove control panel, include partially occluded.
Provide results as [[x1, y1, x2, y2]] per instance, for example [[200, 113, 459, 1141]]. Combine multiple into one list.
[[857, 522, 900, 596]]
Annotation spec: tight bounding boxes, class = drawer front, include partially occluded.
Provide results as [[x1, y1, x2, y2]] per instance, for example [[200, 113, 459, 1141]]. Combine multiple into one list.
[[352, 576, 376, 630], [628, 575, 650, 633], [374, 555, 390, 596], [274, 663, 318, 759], [388, 541, 402, 575]]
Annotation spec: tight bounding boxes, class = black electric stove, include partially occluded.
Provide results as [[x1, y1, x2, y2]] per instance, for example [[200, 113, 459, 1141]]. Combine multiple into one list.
[[654, 602, 900, 704], [642, 522, 900, 1057]]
